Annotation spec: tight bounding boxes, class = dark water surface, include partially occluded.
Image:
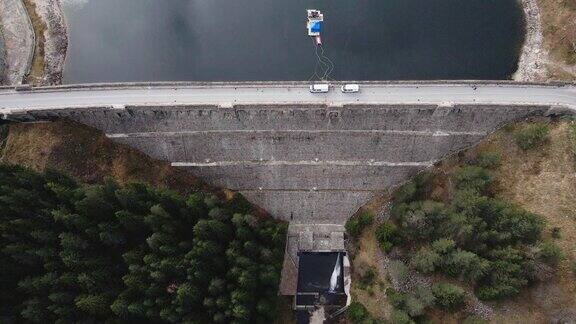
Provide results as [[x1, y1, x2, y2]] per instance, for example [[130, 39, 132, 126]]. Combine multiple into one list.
[[63, 0, 525, 82]]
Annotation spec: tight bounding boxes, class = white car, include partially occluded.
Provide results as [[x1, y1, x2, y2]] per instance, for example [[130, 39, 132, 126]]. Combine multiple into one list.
[[341, 84, 359, 93], [310, 84, 329, 93]]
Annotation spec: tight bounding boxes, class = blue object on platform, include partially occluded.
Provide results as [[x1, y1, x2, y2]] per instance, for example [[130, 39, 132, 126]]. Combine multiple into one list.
[[311, 21, 321, 33]]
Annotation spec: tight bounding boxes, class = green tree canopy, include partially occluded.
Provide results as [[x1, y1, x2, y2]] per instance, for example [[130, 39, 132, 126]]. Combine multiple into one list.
[[0, 164, 286, 323]]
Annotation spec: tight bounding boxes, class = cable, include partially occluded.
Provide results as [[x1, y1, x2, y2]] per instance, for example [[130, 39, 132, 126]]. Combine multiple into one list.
[[315, 46, 330, 81], [319, 44, 335, 81], [308, 38, 328, 81], [319, 45, 330, 80], [318, 45, 329, 80], [308, 41, 323, 81], [308, 38, 321, 81], [307, 38, 336, 81]]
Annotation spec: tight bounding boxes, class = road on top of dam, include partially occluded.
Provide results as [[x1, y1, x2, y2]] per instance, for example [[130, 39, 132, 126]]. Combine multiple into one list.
[[1, 82, 576, 112]]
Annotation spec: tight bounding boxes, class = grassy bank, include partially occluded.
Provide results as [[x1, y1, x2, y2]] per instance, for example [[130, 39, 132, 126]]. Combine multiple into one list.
[[348, 215, 395, 322], [1, 120, 216, 197], [21, 0, 46, 85], [482, 120, 576, 322], [347, 118, 576, 323], [537, 0, 576, 80]]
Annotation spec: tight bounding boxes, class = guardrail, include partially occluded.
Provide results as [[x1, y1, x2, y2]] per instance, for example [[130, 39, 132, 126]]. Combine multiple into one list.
[[0, 80, 574, 92]]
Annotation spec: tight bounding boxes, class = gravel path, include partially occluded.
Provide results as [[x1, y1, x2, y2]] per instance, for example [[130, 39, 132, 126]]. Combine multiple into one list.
[[513, 0, 549, 81], [30, 0, 68, 85]]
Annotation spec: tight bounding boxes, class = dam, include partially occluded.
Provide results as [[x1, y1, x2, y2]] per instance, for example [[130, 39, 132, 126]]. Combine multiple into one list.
[[2, 80, 575, 293], [2, 81, 575, 225]]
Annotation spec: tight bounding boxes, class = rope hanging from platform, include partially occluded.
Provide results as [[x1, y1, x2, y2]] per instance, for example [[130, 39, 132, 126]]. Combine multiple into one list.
[[308, 38, 335, 81]]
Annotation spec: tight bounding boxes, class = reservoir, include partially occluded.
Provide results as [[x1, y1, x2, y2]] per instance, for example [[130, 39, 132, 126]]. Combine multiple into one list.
[[62, 0, 525, 82]]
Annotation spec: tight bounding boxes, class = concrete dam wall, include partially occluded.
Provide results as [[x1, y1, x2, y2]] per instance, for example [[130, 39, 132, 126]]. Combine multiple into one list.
[[22, 102, 553, 225]]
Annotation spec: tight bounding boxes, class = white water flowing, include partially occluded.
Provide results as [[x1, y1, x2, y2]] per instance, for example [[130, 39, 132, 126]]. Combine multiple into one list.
[[328, 253, 341, 292]]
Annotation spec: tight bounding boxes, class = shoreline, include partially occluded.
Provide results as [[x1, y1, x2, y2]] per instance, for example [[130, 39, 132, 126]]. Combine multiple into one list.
[[0, 0, 67, 86], [0, 0, 35, 85], [513, 0, 548, 82]]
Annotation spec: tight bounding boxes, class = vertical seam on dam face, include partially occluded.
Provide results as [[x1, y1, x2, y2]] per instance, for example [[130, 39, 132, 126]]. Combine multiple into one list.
[[7, 99, 565, 225]]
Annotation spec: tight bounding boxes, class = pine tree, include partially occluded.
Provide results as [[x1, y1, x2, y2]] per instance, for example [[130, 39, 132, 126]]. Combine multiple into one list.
[[0, 164, 287, 323]]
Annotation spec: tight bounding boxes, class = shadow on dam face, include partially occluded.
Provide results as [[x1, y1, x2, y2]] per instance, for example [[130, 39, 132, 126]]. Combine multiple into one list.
[[23, 103, 552, 225]]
